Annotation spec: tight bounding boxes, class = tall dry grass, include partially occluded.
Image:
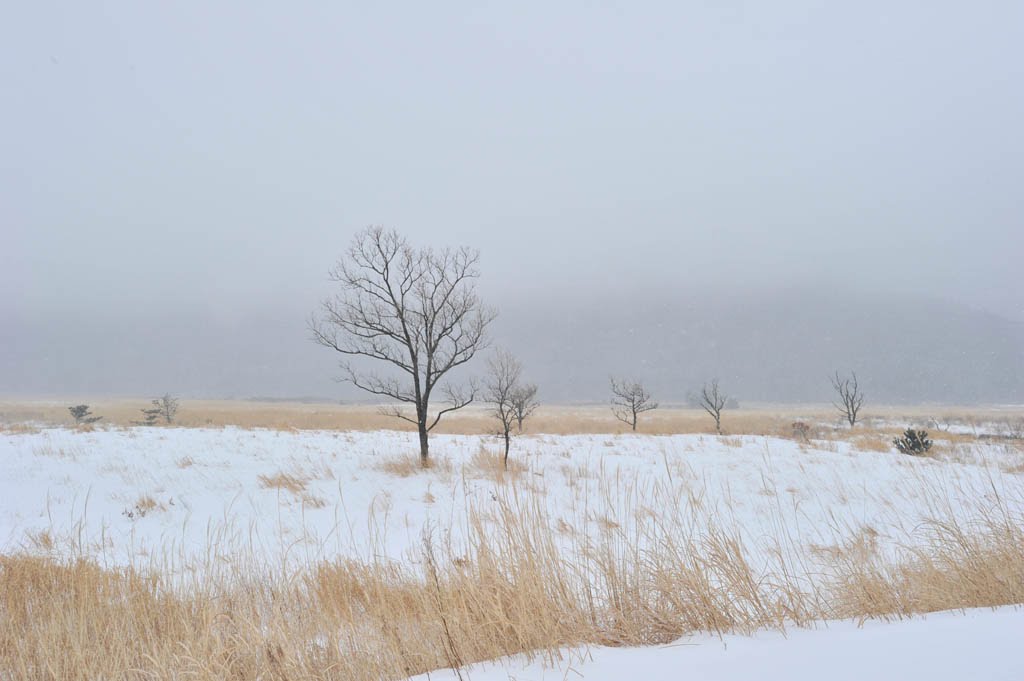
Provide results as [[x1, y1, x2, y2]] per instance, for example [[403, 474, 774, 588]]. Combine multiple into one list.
[[2, 474, 1022, 681], [3, 398, 1022, 437]]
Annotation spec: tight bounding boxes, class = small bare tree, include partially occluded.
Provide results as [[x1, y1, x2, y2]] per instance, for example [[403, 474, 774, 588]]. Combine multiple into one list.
[[156, 393, 179, 419], [154, 394, 179, 424], [134, 394, 178, 426], [699, 379, 727, 434], [310, 227, 496, 464], [484, 349, 533, 469], [610, 378, 658, 431], [509, 383, 539, 433], [830, 371, 864, 427]]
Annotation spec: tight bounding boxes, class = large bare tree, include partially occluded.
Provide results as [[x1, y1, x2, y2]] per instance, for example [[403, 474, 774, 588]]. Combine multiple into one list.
[[699, 379, 727, 434], [830, 370, 864, 427], [310, 227, 496, 463], [610, 378, 658, 431], [484, 349, 534, 469]]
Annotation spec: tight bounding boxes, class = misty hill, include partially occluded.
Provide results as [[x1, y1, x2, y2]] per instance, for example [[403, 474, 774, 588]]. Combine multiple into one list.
[[494, 289, 1024, 405], [2, 290, 1021, 405]]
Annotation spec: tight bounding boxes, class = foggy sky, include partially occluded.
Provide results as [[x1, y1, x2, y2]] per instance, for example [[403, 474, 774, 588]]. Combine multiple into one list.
[[3, 2, 1023, 401]]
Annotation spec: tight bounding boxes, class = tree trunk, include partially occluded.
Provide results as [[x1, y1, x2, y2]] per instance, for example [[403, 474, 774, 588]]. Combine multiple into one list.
[[503, 431, 510, 470], [418, 421, 430, 465]]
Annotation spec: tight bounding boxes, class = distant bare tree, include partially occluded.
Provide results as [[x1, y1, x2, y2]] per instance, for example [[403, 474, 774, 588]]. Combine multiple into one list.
[[135, 394, 178, 426], [610, 378, 658, 431], [484, 349, 533, 469], [154, 394, 179, 424], [310, 227, 496, 464], [68, 404, 102, 426], [700, 379, 727, 434], [830, 371, 864, 427], [509, 383, 539, 433]]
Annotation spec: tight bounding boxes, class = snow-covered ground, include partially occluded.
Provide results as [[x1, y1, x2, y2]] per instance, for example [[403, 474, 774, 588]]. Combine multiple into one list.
[[411, 606, 1024, 681], [1, 426, 1021, 567], [1, 426, 1022, 680]]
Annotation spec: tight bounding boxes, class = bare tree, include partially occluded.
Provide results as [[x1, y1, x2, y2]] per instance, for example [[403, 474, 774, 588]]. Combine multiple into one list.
[[830, 371, 864, 427], [310, 227, 496, 464], [610, 378, 658, 431], [135, 394, 178, 426], [155, 394, 179, 424], [484, 349, 533, 469], [700, 379, 727, 434], [509, 383, 539, 433], [160, 394, 179, 423]]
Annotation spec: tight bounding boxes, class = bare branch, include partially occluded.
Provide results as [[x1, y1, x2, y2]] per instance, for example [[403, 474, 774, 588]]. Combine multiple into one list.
[[427, 382, 477, 432], [378, 405, 420, 426]]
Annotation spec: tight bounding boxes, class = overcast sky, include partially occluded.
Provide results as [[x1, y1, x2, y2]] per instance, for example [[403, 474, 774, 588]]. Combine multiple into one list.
[[3, 2, 1023, 398]]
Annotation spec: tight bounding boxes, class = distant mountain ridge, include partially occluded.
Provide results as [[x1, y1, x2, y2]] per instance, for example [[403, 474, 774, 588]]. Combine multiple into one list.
[[2, 289, 1021, 404], [493, 289, 1024, 405]]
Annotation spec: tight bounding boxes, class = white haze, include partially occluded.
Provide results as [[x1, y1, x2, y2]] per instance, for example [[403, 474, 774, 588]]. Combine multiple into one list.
[[3, 2, 1022, 402]]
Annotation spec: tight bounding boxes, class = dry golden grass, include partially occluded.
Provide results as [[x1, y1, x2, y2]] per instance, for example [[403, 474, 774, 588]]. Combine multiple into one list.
[[24, 530, 54, 554], [1, 476, 1021, 681], [257, 472, 309, 494], [850, 433, 894, 453], [831, 515, 1024, 622], [3, 398, 1021, 438], [300, 493, 328, 509], [0, 422, 40, 435], [375, 453, 454, 477], [464, 445, 529, 482], [133, 495, 159, 515]]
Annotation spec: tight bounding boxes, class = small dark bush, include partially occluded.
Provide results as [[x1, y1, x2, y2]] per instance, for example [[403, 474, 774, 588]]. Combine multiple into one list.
[[68, 405, 102, 425], [893, 428, 932, 455], [133, 394, 179, 426]]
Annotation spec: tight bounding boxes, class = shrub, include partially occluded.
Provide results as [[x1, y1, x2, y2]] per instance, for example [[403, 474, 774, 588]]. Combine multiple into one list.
[[893, 428, 932, 455], [68, 405, 102, 425], [134, 394, 179, 426]]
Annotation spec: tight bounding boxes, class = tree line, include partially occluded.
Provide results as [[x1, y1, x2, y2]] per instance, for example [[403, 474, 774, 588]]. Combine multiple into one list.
[[310, 227, 868, 468]]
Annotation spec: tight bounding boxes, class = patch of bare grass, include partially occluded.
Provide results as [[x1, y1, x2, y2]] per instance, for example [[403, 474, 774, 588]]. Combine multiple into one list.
[[464, 445, 528, 482], [1, 423, 41, 435], [300, 493, 327, 509], [851, 432, 895, 453], [122, 495, 164, 520], [376, 453, 453, 478], [257, 472, 309, 494], [830, 515, 1024, 621]]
